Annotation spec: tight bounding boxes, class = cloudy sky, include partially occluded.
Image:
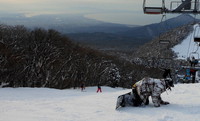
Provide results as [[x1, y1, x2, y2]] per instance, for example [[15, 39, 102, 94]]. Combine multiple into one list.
[[0, 0, 180, 25]]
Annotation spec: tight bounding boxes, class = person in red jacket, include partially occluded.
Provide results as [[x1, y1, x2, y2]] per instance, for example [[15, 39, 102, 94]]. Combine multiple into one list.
[[96, 83, 102, 93], [190, 69, 197, 83]]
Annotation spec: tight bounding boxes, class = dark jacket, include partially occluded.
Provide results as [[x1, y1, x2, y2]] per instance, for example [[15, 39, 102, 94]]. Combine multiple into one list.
[[97, 84, 101, 88]]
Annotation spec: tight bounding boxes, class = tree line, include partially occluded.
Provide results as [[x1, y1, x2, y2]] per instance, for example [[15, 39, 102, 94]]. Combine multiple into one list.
[[0, 24, 162, 89]]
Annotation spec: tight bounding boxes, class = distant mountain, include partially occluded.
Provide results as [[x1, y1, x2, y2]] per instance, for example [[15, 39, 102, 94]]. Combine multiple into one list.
[[0, 13, 198, 51], [119, 14, 198, 38], [68, 14, 199, 51], [0, 13, 136, 33]]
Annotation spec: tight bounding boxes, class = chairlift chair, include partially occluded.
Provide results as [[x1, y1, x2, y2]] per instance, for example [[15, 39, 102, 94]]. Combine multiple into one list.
[[143, 0, 165, 14], [143, 7, 164, 14], [194, 24, 200, 43], [170, 0, 200, 13], [194, 37, 200, 42], [159, 40, 171, 44], [143, 0, 200, 14], [158, 15, 171, 45]]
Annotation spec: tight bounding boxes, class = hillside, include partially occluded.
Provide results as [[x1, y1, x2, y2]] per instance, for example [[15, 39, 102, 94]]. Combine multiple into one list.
[[0, 84, 200, 121], [127, 23, 194, 71], [134, 24, 193, 59]]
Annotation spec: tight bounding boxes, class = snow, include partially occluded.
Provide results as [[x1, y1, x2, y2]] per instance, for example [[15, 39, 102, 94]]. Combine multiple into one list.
[[0, 84, 200, 121], [172, 24, 200, 60], [1, 24, 200, 121]]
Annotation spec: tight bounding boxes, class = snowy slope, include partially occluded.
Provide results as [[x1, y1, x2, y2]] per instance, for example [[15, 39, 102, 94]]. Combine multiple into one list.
[[0, 85, 200, 121], [172, 24, 200, 60]]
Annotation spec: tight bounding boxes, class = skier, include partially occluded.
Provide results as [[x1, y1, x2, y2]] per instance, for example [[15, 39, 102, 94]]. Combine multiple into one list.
[[96, 83, 102, 93], [189, 56, 198, 67], [80, 82, 85, 92], [190, 69, 197, 83], [162, 68, 172, 79], [116, 77, 174, 109]]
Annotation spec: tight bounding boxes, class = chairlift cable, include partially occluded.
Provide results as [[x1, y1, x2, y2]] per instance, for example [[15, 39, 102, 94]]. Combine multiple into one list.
[[159, 14, 167, 38], [158, 14, 166, 57], [161, 14, 166, 22], [193, 15, 200, 53]]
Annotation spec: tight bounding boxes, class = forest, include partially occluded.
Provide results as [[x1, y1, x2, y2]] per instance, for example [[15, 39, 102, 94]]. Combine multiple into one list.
[[0, 24, 163, 89]]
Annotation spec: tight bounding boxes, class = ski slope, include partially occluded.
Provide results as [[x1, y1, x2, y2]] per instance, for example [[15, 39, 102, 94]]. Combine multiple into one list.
[[0, 84, 200, 121]]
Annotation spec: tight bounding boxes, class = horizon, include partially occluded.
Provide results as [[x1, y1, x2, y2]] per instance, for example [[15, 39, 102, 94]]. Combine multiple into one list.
[[0, 0, 186, 26]]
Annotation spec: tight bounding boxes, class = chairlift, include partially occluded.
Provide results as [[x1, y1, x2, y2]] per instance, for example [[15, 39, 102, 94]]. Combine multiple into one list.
[[159, 40, 171, 44], [143, 0, 200, 14], [143, 7, 164, 14], [193, 24, 200, 43], [158, 14, 171, 44], [169, 0, 200, 13], [143, 0, 165, 14], [194, 37, 200, 42]]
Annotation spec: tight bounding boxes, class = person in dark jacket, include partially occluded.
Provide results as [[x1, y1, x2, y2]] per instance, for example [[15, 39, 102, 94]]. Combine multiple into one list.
[[190, 69, 197, 83], [190, 56, 198, 67], [80, 82, 85, 92], [163, 69, 172, 79]]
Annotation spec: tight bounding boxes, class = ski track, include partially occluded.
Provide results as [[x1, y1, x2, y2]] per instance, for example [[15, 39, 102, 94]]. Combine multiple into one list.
[[0, 85, 200, 121]]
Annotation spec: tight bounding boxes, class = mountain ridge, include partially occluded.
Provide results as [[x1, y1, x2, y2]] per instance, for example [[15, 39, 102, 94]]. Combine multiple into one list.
[[68, 14, 199, 51], [0, 13, 198, 51], [0, 13, 137, 33]]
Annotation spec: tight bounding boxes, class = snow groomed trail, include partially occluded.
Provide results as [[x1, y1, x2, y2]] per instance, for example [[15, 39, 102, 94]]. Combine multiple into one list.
[[0, 84, 200, 121]]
